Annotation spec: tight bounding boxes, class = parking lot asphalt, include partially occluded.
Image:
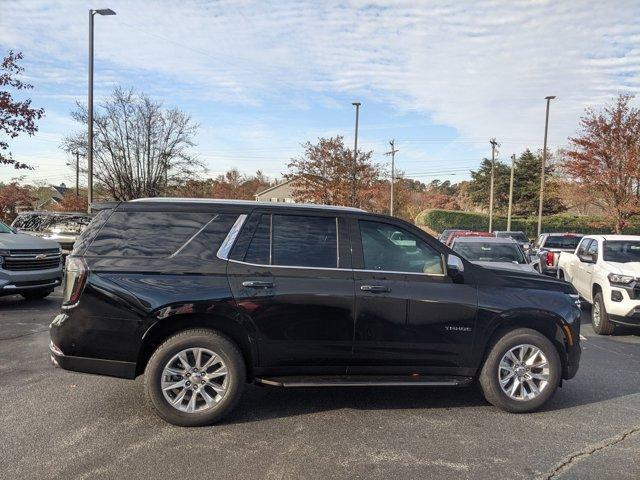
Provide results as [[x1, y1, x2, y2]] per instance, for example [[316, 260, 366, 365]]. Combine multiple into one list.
[[1, 287, 639, 480]]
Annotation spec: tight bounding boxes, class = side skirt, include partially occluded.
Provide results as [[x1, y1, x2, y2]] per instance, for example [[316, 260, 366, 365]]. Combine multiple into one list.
[[254, 375, 473, 388]]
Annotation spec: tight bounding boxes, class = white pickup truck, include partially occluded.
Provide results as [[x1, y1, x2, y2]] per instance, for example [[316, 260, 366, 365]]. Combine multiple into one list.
[[556, 235, 640, 334]]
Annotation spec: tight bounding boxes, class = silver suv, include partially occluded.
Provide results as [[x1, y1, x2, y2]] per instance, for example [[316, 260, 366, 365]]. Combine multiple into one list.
[[0, 221, 62, 300]]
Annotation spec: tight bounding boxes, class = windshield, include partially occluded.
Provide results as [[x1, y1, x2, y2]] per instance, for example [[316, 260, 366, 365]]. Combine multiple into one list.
[[0, 222, 12, 234], [603, 241, 640, 263], [496, 231, 528, 242], [453, 241, 526, 264], [12, 213, 91, 233], [543, 235, 582, 249]]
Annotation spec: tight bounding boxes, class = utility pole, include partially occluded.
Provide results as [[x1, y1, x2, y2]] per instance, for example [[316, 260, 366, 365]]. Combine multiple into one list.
[[507, 153, 515, 231], [385, 139, 399, 216], [351, 102, 361, 207], [88, 8, 116, 212], [488, 138, 498, 233], [538, 95, 556, 235]]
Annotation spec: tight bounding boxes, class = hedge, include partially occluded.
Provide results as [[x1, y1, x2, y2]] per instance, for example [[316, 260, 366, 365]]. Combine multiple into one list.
[[415, 209, 640, 237]]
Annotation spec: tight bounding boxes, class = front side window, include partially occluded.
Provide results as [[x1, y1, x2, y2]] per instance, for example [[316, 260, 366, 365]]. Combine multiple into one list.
[[359, 220, 444, 274], [576, 238, 591, 256], [243, 214, 338, 268]]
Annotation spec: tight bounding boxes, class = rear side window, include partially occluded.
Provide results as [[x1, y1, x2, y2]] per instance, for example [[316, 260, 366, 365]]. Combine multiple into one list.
[[87, 211, 238, 259], [243, 214, 338, 268], [72, 209, 112, 255]]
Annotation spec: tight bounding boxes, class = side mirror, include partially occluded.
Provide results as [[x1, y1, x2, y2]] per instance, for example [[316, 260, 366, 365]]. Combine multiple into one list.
[[578, 253, 596, 264], [447, 254, 465, 276]]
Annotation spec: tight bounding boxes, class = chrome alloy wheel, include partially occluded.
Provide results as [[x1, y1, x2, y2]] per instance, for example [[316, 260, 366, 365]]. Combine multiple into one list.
[[592, 301, 601, 327], [498, 344, 550, 401], [161, 347, 229, 413]]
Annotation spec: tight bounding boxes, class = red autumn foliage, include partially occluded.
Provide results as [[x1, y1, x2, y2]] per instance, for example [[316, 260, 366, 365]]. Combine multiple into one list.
[[563, 94, 640, 233], [0, 181, 33, 222], [53, 192, 89, 213], [0, 51, 44, 169]]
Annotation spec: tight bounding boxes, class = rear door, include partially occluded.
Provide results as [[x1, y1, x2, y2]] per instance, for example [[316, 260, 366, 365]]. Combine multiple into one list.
[[227, 210, 354, 371]]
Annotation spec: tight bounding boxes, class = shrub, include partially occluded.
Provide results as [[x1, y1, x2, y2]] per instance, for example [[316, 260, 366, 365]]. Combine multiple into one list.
[[415, 209, 640, 237]]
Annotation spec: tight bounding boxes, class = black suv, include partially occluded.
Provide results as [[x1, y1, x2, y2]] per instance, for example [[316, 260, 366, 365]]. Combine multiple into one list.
[[50, 199, 581, 426]]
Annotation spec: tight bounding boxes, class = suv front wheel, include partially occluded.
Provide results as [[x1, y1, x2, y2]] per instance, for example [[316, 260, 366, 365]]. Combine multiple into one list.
[[145, 329, 246, 426], [479, 328, 561, 413]]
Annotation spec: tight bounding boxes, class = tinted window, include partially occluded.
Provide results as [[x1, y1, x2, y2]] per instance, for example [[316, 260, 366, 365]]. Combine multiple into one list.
[[272, 215, 337, 268], [576, 238, 591, 256], [603, 241, 640, 263], [544, 235, 582, 249], [12, 213, 91, 232], [72, 209, 112, 255], [87, 211, 237, 259], [496, 231, 528, 242], [452, 241, 526, 264], [359, 220, 443, 274], [244, 214, 271, 264], [587, 240, 598, 257]]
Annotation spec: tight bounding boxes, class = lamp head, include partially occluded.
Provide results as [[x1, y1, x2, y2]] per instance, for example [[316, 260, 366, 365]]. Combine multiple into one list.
[[93, 8, 116, 15]]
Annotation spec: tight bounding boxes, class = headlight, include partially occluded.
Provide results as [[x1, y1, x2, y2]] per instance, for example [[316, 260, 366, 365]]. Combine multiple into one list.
[[608, 273, 635, 284]]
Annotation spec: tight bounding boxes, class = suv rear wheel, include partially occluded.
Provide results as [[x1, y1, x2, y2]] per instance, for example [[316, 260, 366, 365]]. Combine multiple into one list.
[[144, 329, 246, 426], [479, 328, 561, 413]]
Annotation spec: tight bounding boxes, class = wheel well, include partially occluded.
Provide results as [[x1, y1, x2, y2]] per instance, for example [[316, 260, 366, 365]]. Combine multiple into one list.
[[592, 283, 602, 300], [558, 269, 564, 279], [482, 318, 568, 378], [135, 314, 255, 378]]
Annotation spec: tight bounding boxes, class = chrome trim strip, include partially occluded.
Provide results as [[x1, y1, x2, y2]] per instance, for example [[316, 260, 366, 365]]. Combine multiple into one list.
[[216, 214, 247, 260], [226, 258, 446, 277], [2, 279, 61, 290]]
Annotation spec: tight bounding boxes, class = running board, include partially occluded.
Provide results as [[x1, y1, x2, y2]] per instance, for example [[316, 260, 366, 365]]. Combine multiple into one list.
[[254, 375, 473, 388]]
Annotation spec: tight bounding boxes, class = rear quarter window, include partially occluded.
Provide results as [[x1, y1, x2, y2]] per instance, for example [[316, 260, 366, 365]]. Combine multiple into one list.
[[86, 211, 238, 260]]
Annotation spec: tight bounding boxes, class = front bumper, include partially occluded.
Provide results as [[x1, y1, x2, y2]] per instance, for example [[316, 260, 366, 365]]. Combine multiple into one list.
[[0, 269, 61, 295]]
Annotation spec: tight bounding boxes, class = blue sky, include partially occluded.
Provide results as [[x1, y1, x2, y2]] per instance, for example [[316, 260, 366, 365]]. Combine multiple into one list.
[[1, 0, 639, 187]]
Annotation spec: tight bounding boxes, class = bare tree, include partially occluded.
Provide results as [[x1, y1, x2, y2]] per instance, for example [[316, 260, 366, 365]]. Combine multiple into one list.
[[62, 87, 203, 200]]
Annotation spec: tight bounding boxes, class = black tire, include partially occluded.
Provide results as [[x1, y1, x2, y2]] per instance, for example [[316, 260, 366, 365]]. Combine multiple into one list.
[[479, 328, 561, 413], [592, 292, 615, 335], [20, 288, 53, 301], [144, 328, 246, 426]]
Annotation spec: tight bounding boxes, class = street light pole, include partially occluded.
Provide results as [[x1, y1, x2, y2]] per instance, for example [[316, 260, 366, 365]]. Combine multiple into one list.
[[537, 95, 556, 236], [75, 151, 80, 197], [351, 102, 361, 208], [488, 138, 498, 233], [507, 154, 515, 231], [88, 8, 116, 212]]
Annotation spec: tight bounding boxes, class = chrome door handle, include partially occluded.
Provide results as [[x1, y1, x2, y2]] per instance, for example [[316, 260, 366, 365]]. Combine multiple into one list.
[[242, 280, 274, 288], [361, 285, 390, 293]]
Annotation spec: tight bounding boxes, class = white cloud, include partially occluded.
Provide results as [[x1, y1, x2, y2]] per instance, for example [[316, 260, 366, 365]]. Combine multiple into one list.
[[1, 0, 639, 182]]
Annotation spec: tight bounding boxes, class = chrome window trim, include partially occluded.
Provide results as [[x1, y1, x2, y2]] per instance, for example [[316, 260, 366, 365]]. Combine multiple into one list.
[[216, 214, 247, 260], [226, 258, 447, 277]]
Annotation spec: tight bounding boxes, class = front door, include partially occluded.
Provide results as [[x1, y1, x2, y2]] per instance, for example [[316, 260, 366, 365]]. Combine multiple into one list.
[[227, 211, 354, 371], [350, 218, 477, 373]]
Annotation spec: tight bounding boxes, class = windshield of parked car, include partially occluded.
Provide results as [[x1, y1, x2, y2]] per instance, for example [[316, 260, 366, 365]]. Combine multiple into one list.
[[496, 231, 528, 243], [543, 235, 582, 249], [603, 241, 640, 263], [0, 222, 13, 233], [12, 213, 91, 233], [453, 241, 526, 264]]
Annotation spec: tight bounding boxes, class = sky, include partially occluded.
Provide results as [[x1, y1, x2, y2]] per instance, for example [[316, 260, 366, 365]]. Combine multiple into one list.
[[1, 0, 639, 188]]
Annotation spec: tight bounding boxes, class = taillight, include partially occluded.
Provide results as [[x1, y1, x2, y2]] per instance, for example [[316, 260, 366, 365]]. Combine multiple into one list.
[[546, 251, 555, 266], [62, 256, 88, 308]]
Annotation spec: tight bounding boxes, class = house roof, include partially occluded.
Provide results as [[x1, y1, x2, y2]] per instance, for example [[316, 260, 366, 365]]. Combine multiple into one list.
[[254, 177, 297, 197]]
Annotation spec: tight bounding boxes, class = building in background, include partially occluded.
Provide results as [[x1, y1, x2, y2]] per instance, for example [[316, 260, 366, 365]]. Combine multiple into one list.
[[255, 178, 298, 203]]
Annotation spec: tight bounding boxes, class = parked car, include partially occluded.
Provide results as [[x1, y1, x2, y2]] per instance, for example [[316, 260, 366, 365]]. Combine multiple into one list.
[[50, 198, 581, 426], [444, 230, 493, 246], [557, 235, 640, 335], [12, 211, 92, 255], [438, 228, 467, 243], [494, 230, 531, 251], [450, 236, 537, 273], [0, 221, 62, 300], [531, 233, 583, 276]]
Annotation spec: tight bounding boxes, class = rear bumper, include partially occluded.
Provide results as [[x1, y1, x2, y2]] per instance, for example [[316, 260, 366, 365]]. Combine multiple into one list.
[[49, 341, 136, 379]]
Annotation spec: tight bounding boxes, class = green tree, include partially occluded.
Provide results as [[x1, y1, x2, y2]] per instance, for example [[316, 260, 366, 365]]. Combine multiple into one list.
[[512, 149, 565, 216], [466, 158, 511, 212]]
